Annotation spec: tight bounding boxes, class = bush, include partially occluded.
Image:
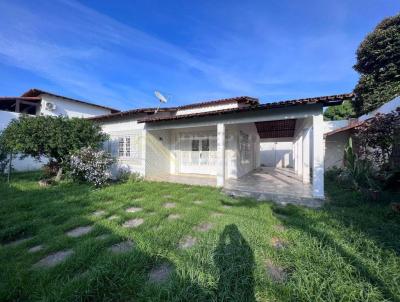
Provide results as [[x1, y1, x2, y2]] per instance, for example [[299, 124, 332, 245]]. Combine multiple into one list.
[[70, 147, 114, 187]]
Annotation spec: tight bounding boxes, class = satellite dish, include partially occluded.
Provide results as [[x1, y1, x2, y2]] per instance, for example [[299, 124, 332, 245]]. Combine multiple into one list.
[[154, 90, 168, 113], [155, 90, 168, 103]]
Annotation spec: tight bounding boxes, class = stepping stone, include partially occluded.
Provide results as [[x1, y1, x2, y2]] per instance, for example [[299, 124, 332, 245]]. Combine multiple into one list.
[[4, 237, 33, 247], [271, 237, 288, 250], [28, 245, 43, 253], [122, 218, 144, 228], [167, 214, 181, 220], [66, 226, 93, 238], [95, 234, 110, 240], [193, 200, 203, 205], [178, 235, 197, 249], [33, 249, 74, 268], [211, 212, 223, 218], [163, 202, 176, 208], [274, 225, 286, 232], [193, 222, 214, 232], [265, 259, 287, 283], [126, 207, 143, 213], [163, 195, 173, 199], [108, 241, 134, 254], [149, 263, 173, 283], [108, 215, 119, 220], [93, 210, 106, 217], [222, 205, 232, 209]]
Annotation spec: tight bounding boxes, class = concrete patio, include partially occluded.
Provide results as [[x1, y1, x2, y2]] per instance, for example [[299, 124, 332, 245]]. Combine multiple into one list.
[[146, 167, 322, 207]]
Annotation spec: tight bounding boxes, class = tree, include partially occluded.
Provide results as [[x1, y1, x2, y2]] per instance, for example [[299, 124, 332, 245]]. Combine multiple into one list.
[[1, 116, 108, 181], [323, 101, 356, 121], [353, 13, 400, 115]]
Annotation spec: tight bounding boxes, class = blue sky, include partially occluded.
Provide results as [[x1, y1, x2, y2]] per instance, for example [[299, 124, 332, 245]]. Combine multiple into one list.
[[0, 0, 399, 110]]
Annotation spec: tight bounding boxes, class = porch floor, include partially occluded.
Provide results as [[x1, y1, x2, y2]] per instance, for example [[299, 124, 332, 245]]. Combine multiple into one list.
[[146, 167, 322, 207], [224, 167, 321, 207]]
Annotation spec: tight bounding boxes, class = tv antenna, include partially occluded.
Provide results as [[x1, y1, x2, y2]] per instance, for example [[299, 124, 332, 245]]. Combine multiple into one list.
[[154, 90, 168, 114]]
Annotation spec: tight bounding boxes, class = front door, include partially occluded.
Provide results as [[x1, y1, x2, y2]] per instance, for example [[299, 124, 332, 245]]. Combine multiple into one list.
[[179, 133, 217, 175]]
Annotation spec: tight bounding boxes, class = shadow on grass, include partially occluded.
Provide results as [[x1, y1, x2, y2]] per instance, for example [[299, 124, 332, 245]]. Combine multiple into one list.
[[213, 224, 256, 302], [271, 202, 400, 302]]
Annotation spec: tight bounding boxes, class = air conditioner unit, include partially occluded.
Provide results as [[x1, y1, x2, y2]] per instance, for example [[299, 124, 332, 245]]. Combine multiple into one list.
[[45, 102, 56, 111]]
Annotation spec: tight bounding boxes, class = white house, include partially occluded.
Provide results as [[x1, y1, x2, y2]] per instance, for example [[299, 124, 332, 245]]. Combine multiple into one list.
[[91, 93, 354, 205], [0, 88, 119, 171]]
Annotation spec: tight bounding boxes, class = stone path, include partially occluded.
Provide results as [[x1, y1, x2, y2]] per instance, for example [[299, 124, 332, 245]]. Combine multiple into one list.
[[167, 214, 181, 220], [178, 235, 197, 249], [271, 237, 287, 250], [211, 212, 223, 218], [274, 224, 286, 232], [108, 241, 134, 254], [126, 207, 143, 213], [122, 218, 144, 228], [4, 237, 32, 247], [163, 202, 176, 208], [92, 210, 106, 217], [193, 222, 214, 232], [66, 226, 93, 237], [33, 249, 74, 268], [222, 205, 232, 209], [193, 200, 203, 205], [148, 263, 173, 283], [265, 259, 287, 283], [95, 234, 110, 240], [28, 245, 43, 253], [107, 215, 119, 221]]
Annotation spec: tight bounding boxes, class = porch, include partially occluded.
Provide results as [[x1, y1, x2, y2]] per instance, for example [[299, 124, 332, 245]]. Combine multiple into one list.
[[146, 167, 320, 207]]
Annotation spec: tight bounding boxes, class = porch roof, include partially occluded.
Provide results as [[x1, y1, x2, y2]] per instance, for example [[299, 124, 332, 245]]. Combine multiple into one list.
[[138, 93, 354, 124]]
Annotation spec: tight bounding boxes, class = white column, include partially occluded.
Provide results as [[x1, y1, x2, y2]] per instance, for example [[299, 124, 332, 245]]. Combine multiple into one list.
[[312, 114, 324, 198], [302, 128, 311, 184], [293, 140, 297, 172], [216, 123, 225, 187], [297, 134, 303, 176]]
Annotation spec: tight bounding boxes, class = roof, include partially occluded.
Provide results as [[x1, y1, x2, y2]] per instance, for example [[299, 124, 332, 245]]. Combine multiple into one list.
[[0, 96, 42, 102], [88, 107, 176, 121], [176, 96, 259, 110], [324, 120, 364, 137], [21, 89, 120, 113], [139, 93, 354, 123]]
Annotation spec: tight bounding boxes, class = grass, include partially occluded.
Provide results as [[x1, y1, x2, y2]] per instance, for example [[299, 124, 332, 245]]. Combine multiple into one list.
[[0, 172, 399, 302]]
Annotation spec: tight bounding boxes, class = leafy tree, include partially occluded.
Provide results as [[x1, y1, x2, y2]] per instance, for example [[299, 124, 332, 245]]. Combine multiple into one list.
[[324, 101, 356, 121], [353, 13, 400, 115], [1, 116, 108, 181], [0, 132, 11, 177]]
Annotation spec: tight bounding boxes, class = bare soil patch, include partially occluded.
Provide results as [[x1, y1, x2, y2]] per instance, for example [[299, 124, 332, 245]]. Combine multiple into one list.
[[265, 259, 287, 283], [178, 235, 197, 249], [193, 222, 214, 232]]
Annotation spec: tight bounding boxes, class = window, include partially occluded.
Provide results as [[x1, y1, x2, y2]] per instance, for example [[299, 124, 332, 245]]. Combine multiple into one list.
[[125, 137, 131, 157], [118, 138, 125, 157], [192, 139, 199, 151], [202, 139, 209, 151]]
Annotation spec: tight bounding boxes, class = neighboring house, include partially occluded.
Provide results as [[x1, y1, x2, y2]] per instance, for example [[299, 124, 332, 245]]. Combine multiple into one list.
[[91, 93, 354, 201], [324, 95, 400, 169], [0, 88, 119, 171]]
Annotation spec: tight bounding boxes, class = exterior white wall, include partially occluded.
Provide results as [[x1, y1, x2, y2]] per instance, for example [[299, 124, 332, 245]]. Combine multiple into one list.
[[145, 129, 172, 178], [40, 94, 112, 118], [176, 102, 239, 116], [236, 123, 260, 178], [0, 111, 20, 130], [100, 117, 146, 176], [325, 131, 349, 169], [260, 139, 294, 168]]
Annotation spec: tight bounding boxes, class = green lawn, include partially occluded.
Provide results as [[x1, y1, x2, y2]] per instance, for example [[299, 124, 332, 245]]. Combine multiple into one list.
[[1, 172, 399, 302]]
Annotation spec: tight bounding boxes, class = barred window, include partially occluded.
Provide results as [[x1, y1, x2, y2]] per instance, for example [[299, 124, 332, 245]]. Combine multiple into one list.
[[118, 137, 124, 157], [125, 137, 131, 157]]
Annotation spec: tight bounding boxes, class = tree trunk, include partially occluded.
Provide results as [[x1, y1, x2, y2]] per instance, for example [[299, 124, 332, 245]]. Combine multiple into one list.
[[55, 167, 63, 182]]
